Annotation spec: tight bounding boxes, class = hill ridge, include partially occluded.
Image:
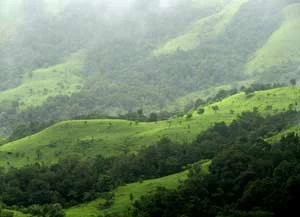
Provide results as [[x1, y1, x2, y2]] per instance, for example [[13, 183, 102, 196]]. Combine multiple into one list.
[[0, 86, 299, 168]]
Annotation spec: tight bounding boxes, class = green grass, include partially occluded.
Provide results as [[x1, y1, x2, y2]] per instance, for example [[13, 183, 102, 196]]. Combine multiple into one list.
[[2, 209, 30, 217], [245, 3, 300, 74], [0, 51, 85, 110], [266, 125, 300, 144], [0, 87, 299, 169], [66, 160, 211, 217], [153, 0, 248, 56], [164, 79, 253, 112], [0, 136, 7, 145]]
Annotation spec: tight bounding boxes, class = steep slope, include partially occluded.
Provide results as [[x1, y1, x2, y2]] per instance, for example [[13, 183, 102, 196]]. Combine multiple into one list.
[[0, 87, 299, 168], [245, 3, 300, 74], [1, 0, 300, 139], [66, 170, 188, 217], [0, 51, 85, 110], [266, 125, 300, 143], [154, 0, 248, 55], [66, 160, 210, 217], [2, 210, 29, 217]]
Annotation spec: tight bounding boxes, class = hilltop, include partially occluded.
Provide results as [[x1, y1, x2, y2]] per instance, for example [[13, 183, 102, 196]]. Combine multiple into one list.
[[245, 2, 300, 76], [66, 160, 211, 217], [1, 86, 299, 168], [66, 169, 189, 217], [1, 1, 300, 216], [1, 0, 300, 136]]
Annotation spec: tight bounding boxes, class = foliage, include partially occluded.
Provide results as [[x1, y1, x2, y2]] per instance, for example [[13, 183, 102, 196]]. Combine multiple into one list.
[[1, 86, 299, 168], [0, 111, 298, 209], [26, 204, 65, 217], [1, 0, 299, 136], [129, 133, 300, 217]]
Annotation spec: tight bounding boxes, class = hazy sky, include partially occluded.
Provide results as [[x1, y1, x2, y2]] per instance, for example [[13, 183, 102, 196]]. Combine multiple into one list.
[[98, 0, 179, 8]]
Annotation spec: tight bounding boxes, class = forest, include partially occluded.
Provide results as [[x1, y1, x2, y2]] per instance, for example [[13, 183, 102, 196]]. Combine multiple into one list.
[[1, 0, 300, 217], [1, 0, 300, 135], [0, 110, 299, 216]]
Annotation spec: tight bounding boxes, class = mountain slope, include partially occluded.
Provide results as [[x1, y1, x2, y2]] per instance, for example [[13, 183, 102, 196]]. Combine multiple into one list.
[[0, 87, 299, 168], [0, 51, 85, 110], [66, 169, 188, 217], [245, 3, 300, 74], [154, 0, 248, 55], [66, 160, 210, 217], [1, 0, 300, 138], [266, 125, 300, 143]]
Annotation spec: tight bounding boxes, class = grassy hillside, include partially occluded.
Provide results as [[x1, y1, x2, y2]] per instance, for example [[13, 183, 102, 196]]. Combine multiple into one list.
[[0, 51, 85, 110], [153, 0, 248, 56], [266, 125, 300, 144], [7, 210, 29, 217], [2, 0, 298, 138], [164, 84, 232, 112], [245, 3, 300, 74], [164, 80, 253, 112], [0, 87, 299, 168], [66, 160, 211, 217]]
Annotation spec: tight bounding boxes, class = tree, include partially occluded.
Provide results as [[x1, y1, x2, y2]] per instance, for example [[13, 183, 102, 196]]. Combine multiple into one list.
[[197, 108, 205, 115], [28, 204, 65, 217], [212, 105, 219, 112], [137, 109, 144, 117], [149, 112, 158, 122], [290, 78, 296, 86], [186, 113, 193, 119], [194, 98, 205, 108]]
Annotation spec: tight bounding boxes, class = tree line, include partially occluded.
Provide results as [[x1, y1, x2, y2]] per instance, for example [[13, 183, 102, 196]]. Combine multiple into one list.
[[0, 110, 299, 216], [129, 133, 300, 217]]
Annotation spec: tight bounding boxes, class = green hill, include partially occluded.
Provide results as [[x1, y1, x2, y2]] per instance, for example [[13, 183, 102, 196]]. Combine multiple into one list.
[[0, 87, 299, 168], [1, 0, 300, 137], [153, 0, 248, 56], [266, 125, 300, 144], [245, 3, 300, 74], [66, 160, 211, 217], [0, 51, 85, 110], [66, 171, 187, 217]]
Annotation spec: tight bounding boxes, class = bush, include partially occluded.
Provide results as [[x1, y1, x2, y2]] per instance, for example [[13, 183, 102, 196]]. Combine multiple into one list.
[[197, 108, 205, 115], [186, 113, 193, 119]]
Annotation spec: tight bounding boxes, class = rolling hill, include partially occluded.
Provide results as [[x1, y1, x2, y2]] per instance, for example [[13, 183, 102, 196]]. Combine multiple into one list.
[[154, 0, 248, 55], [66, 160, 210, 217], [1, 1, 300, 216], [1, 0, 300, 137], [266, 125, 300, 144], [0, 51, 85, 110], [245, 2, 300, 74], [0, 86, 299, 168], [66, 170, 188, 217]]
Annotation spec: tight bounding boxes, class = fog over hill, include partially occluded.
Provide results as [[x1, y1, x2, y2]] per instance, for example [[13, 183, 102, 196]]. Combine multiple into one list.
[[0, 0, 300, 135], [1, 1, 300, 217]]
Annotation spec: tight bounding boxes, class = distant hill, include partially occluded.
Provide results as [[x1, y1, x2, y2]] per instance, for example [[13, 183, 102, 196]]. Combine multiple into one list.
[[1, 0, 300, 136], [245, 3, 300, 76], [1, 86, 299, 168]]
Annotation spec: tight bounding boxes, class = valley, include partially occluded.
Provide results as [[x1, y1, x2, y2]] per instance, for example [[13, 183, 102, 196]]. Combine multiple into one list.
[[0, 0, 300, 217]]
